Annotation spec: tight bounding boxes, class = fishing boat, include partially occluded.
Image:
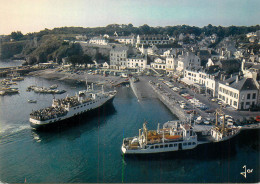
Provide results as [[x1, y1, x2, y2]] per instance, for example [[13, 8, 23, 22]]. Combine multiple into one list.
[[12, 77, 24, 81], [29, 86, 117, 130], [121, 120, 198, 155], [210, 108, 241, 142]]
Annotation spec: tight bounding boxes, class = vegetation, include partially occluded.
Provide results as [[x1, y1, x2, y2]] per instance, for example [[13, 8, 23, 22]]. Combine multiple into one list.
[[1, 24, 259, 61], [0, 40, 27, 59], [10, 31, 24, 41], [68, 54, 92, 67], [23, 24, 260, 38]]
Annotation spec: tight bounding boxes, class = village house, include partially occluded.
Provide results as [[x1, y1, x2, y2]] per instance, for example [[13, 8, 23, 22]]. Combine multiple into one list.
[[89, 36, 108, 45], [165, 56, 176, 74], [150, 57, 166, 70], [115, 36, 135, 45], [126, 54, 147, 71], [176, 51, 201, 74], [218, 75, 259, 110]]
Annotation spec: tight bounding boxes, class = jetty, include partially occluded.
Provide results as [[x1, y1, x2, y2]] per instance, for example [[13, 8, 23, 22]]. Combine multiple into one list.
[[149, 81, 187, 121]]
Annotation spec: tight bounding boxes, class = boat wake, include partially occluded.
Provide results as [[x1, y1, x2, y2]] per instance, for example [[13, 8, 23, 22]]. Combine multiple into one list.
[[0, 123, 30, 145]]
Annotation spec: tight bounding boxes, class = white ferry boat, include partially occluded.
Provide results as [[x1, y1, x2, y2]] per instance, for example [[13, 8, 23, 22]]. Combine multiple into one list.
[[30, 87, 117, 130], [121, 121, 198, 155]]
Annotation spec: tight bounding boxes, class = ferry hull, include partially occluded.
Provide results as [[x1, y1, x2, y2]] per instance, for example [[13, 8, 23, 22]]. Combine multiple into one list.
[[122, 137, 238, 159], [30, 96, 115, 130]]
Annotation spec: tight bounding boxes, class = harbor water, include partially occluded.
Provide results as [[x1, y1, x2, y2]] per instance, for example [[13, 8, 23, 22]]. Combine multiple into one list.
[[0, 60, 259, 183]]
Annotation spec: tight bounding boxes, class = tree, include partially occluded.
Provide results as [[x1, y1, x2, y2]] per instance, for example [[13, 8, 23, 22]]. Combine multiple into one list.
[[10, 31, 24, 41], [139, 24, 151, 34], [82, 54, 92, 64]]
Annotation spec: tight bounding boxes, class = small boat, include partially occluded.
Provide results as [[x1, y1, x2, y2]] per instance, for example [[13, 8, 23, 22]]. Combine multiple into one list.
[[28, 100, 37, 103], [0, 90, 6, 96], [12, 77, 24, 81], [49, 84, 58, 89], [5, 88, 19, 94]]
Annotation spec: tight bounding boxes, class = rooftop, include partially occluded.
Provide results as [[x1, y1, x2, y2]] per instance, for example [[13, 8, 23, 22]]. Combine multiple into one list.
[[220, 76, 258, 91]]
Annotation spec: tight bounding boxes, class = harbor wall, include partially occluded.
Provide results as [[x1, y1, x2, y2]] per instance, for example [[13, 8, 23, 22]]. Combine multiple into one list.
[[129, 78, 140, 101], [149, 82, 187, 121]]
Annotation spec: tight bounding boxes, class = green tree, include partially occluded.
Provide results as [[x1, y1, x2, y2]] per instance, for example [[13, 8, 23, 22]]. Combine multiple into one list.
[[10, 31, 24, 41]]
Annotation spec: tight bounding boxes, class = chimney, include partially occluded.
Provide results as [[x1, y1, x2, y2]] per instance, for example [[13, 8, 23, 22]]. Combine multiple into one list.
[[236, 75, 239, 83]]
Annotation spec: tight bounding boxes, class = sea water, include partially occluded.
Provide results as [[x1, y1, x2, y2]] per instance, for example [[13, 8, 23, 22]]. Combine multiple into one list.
[[0, 61, 259, 183]]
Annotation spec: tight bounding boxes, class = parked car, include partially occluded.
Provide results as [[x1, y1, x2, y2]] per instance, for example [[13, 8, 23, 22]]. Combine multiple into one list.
[[180, 104, 187, 109], [205, 109, 215, 113], [186, 110, 197, 114]]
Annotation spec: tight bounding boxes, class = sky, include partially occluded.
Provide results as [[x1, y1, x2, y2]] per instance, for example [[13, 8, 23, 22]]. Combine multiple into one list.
[[0, 0, 259, 35]]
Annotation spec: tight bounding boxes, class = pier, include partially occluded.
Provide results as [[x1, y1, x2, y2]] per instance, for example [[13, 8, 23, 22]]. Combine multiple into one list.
[[149, 81, 187, 121]]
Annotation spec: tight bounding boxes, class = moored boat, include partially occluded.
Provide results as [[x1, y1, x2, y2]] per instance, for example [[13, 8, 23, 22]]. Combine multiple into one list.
[[121, 120, 198, 155], [210, 108, 241, 142]]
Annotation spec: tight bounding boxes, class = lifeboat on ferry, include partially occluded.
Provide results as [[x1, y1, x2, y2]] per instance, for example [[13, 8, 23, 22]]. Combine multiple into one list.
[[165, 135, 181, 140]]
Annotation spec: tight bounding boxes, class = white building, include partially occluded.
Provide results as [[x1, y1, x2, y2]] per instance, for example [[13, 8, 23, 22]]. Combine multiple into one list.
[[126, 55, 147, 70], [151, 57, 166, 70], [166, 56, 176, 74], [109, 46, 128, 69], [89, 36, 108, 45], [136, 35, 169, 46], [176, 52, 201, 74], [182, 67, 219, 97], [218, 76, 259, 110], [115, 36, 135, 45]]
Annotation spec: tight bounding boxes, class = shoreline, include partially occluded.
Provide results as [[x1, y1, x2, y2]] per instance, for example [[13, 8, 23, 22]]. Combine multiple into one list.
[[27, 68, 127, 86]]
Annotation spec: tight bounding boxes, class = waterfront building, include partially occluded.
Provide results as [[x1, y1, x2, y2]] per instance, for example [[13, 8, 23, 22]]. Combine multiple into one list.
[[218, 75, 259, 110], [109, 46, 128, 69], [182, 66, 219, 97], [126, 54, 147, 71], [150, 57, 166, 70]]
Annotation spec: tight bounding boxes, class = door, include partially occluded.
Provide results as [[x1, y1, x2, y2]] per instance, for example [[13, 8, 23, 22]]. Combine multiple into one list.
[[178, 143, 182, 150]]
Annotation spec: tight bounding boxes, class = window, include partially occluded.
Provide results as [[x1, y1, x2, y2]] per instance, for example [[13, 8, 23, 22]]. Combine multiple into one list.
[[150, 146, 154, 149], [155, 145, 159, 149], [174, 144, 177, 147], [183, 143, 187, 146], [192, 142, 196, 145], [160, 145, 163, 148], [246, 102, 250, 105], [188, 142, 191, 145], [234, 101, 237, 106], [169, 144, 173, 147], [165, 144, 169, 148], [247, 94, 251, 99], [253, 93, 256, 99]]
